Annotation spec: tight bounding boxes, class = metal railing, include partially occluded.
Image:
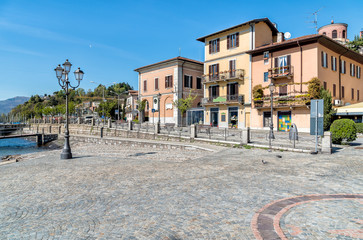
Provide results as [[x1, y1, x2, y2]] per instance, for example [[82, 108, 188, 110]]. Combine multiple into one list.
[[268, 65, 294, 79], [254, 92, 309, 108], [202, 69, 245, 83], [202, 94, 245, 105]]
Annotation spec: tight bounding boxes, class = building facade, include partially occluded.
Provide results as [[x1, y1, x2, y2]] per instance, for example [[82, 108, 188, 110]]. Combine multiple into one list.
[[134, 57, 203, 126], [318, 20, 349, 44], [197, 18, 278, 128], [125, 90, 138, 122], [247, 34, 363, 132]]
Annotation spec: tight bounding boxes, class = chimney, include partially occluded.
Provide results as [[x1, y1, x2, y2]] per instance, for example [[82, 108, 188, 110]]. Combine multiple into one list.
[[277, 32, 285, 43]]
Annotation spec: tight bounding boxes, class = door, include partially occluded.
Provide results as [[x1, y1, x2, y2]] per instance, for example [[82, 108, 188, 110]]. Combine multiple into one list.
[[228, 107, 238, 128], [210, 108, 219, 127]]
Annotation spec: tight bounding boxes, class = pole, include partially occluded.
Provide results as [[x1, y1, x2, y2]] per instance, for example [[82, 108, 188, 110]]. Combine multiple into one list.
[[315, 100, 318, 153], [61, 73, 72, 159], [117, 94, 120, 121], [103, 86, 105, 127]]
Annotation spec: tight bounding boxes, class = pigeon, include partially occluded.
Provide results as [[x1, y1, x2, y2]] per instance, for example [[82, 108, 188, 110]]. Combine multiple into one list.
[[276, 155, 282, 158], [262, 160, 267, 164]]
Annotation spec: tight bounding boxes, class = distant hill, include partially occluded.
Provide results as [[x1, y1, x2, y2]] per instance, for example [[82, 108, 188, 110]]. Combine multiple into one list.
[[0, 96, 29, 114]]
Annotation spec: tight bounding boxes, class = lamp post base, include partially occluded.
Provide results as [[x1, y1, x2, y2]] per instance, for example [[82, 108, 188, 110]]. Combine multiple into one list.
[[61, 133, 72, 159], [61, 151, 72, 159]]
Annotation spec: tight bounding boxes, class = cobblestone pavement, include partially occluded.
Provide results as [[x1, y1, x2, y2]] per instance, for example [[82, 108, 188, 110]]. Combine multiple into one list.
[[0, 138, 362, 239]]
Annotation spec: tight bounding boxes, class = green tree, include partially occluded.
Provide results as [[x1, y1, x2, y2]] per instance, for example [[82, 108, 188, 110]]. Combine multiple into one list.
[[96, 100, 117, 118], [347, 35, 363, 53], [137, 99, 147, 123], [320, 88, 336, 131], [173, 91, 197, 126]]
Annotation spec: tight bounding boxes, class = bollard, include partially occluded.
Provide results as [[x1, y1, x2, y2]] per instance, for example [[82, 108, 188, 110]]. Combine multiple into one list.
[[59, 126, 61, 134], [49, 125, 52, 133], [190, 124, 197, 139], [241, 127, 250, 144], [322, 131, 332, 154], [91, 118, 95, 126], [155, 123, 160, 134], [224, 128, 227, 141], [128, 121, 133, 131], [100, 127, 104, 138], [108, 119, 111, 128], [77, 117, 81, 125]]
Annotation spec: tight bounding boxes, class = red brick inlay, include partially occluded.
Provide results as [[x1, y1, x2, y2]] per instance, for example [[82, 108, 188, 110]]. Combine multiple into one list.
[[251, 194, 363, 240]]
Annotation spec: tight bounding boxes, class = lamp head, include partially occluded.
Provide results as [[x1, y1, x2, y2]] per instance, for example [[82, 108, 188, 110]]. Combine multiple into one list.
[[74, 68, 84, 81], [54, 64, 64, 79], [62, 59, 72, 73], [269, 83, 275, 92]]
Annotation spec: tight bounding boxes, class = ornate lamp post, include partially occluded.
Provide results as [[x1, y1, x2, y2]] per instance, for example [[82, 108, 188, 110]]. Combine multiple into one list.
[[268, 82, 275, 149], [157, 93, 161, 125], [55, 59, 84, 159]]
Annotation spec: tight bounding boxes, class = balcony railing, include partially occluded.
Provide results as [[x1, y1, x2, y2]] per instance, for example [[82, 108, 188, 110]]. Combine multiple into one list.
[[268, 65, 294, 79], [202, 94, 245, 105], [254, 92, 309, 109], [202, 69, 245, 83]]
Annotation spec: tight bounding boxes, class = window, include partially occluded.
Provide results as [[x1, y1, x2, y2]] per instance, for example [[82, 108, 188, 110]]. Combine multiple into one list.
[[340, 60, 346, 74], [274, 55, 291, 74], [143, 80, 147, 92], [279, 84, 287, 96], [229, 60, 236, 78], [184, 75, 193, 88], [209, 64, 219, 80], [357, 66, 361, 79], [196, 77, 202, 89], [352, 88, 354, 100], [332, 30, 337, 39], [264, 72, 269, 82], [322, 32, 326, 35], [227, 33, 239, 49], [323, 82, 327, 89], [209, 38, 220, 54], [342, 30, 346, 38], [263, 112, 271, 127], [208, 85, 219, 99], [331, 56, 337, 71], [154, 78, 159, 90], [333, 84, 336, 97], [165, 75, 173, 88], [263, 51, 269, 59], [227, 83, 238, 100], [321, 51, 328, 68], [342, 86, 345, 98], [350, 63, 355, 77]]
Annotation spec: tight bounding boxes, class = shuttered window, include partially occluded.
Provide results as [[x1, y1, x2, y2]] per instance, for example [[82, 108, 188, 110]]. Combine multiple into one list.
[[340, 60, 346, 74], [165, 75, 173, 88], [196, 77, 202, 89], [352, 88, 354, 100], [143, 80, 147, 92], [209, 38, 220, 54], [357, 66, 361, 79], [331, 56, 337, 71], [154, 78, 159, 90], [342, 86, 345, 98], [333, 84, 336, 97], [227, 32, 239, 49], [321, 51, 328, 68], [350, 63, 355, 77], [184, 75, 193, 88]]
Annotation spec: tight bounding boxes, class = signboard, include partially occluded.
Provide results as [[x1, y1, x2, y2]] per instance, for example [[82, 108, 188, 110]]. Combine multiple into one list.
[[152, 109, 155, 113], [115, 110, 119, 114], [310, 99, 324, 136], [101, 115, 105, 119]]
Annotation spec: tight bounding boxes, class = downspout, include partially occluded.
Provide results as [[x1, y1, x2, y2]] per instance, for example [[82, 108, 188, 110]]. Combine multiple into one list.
[[297, 41, 303, 93], [338, 49, 349, 100]]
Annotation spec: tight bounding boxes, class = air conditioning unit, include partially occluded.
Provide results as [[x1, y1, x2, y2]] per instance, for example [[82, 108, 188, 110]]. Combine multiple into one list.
[[334, 99, 343, 106]]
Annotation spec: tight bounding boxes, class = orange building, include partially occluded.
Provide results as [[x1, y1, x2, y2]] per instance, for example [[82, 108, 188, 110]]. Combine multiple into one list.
[[247, 34, 363, 132], [134, 57, 203, 126]]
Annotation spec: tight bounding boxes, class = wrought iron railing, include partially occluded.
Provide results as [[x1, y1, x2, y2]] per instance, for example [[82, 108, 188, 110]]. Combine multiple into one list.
[[254, 92, 309, 108], [202, 94, 245, 105], [202, 69, 245, 83], [268, 65, 294, 79]]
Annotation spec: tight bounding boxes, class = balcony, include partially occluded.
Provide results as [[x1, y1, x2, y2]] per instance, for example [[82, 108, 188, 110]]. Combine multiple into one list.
[[202, 94, 245, 105], [202, 69, 245, 83], [268, 65, 294, 79], [254, 92, 309, 109]]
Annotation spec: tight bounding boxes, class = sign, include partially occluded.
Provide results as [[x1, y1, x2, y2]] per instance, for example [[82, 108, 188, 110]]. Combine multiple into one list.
[[165, 103, 173, 110], [101, 115, 104, 119], [115, 110, 119, 114], [152, 109, 155, 113], [310, 99, 324, 136]]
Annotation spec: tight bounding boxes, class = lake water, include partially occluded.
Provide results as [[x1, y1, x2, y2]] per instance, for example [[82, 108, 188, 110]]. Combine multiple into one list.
[[0, 138, 46, 159]]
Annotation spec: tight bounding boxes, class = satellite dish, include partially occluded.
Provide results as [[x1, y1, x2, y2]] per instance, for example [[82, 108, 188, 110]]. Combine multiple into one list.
[[284, 32, 291, 39]]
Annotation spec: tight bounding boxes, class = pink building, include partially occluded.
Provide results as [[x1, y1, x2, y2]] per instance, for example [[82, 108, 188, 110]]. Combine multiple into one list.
[[318, 20, 349, 44], [134, 57, 203, 126], [248, 34, 363, 132]]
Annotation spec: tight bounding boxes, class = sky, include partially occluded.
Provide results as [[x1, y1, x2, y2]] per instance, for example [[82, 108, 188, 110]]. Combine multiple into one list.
[[0, 0, 362, 100]]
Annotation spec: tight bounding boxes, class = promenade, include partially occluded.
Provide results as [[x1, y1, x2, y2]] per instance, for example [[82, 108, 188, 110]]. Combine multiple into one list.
[[0, 138, 362, 239]]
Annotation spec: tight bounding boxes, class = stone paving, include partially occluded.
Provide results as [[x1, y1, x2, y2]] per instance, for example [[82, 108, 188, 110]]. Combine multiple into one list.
[[0, 138, 362, 239]]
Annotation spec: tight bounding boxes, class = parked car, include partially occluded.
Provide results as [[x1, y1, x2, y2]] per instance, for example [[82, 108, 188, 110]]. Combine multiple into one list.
[[84, 116, 93, 124]]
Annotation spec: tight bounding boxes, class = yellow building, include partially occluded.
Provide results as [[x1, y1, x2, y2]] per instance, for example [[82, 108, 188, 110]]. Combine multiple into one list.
[[197, 18, 278, 128]]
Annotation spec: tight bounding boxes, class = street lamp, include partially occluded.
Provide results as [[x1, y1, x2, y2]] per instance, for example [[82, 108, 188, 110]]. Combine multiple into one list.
[[55, 59, 84, 159], [110, 90, 128, 121], [269, 82, 275, 149], [157, 93, 161, 125]]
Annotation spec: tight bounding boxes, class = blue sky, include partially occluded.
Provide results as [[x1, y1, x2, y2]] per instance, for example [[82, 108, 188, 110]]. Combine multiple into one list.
[[0, 0, 362, 100]]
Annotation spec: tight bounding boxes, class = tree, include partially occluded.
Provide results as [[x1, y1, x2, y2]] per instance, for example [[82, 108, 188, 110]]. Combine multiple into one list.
[[252, 84, 264, 100], [320, 88, 336, 131], [173, 91, 197, 126], [137, 99, 147, 123], [347, 35, 363, 53]]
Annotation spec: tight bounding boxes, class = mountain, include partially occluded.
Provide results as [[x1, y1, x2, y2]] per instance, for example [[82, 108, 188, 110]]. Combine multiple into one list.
[[0, 96, 29, 114]]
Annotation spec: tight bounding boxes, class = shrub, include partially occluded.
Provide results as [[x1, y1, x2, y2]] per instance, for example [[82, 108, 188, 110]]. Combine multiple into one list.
[[308, 77, 321, 99], [356, 123, 363, 134], [330, 119, 357, 144], [253, 84, 264, 100]]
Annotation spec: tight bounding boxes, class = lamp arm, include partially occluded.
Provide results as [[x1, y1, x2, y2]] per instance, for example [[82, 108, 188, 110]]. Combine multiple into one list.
[[69, 80, 81, 90], [58, 78, 66, 89]]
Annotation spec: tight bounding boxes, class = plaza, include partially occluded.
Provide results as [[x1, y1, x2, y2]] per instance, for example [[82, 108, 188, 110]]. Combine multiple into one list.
[[0, 139, 362, 239]]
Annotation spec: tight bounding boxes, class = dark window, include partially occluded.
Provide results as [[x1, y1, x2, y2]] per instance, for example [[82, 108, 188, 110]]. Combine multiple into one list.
[[229, 60, 236, 78], [227, 83, 238, 100], [263, 112, 271, 127], [264, 72, 269, 82], [332, 30, 337, 38], [209, 85, 219, 99], [333, 84, 336, 97], [165, 75, 173, 88], [323, 82, 327, 89], [350, 63, 355, 77], [342, 30, 346, 38], [352, 88, 354, 100], [357, 66, 361, 79], [321, 51, 328, 68], [154, 78, 158, 90], [358, 90, 360, 101], [227, 32, 239, 49], [342, 86, 345, 98], [184, 75, 193, 88], [209, 64, 219, 80], [143, 80, 147, 92], [340, 60, 346, 74], [196, 77, 202, 89], [323, 32, 326, 35], [331, 56, 337, 71], [209, 38, 220, 54]]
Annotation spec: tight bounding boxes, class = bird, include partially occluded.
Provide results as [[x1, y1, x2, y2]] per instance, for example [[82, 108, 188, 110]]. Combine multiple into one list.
[[276, 155, 282, 158], [262, 160, 267, 164]]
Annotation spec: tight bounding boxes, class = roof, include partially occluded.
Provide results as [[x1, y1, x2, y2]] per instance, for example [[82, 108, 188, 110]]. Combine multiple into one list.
[[134, 57, 203, 72], [128, 90, 138, 96], [246, 34, 363, 64], [196, 18, 278, 42], [336, 102, 363, 113], [318, 23, 348, 32]]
